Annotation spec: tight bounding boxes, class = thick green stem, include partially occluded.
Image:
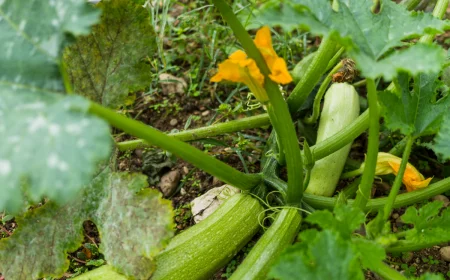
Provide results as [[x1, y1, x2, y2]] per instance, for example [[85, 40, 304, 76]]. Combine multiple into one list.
[[419, 0, 449, 43], [353, 79, 380, 209], [304, 61, 343, 124], [387, 239, 449, 253], [370, 262, 408, 280], [400, 0, 422, 10], [308, 107, 370, 162], [303, 176, 450, 211], [287, 36, 338, 113], [382, 136, 414, 221], [213, 0, 303, 204], [116, 114, 270, 151], [88, 102, 261, 190]]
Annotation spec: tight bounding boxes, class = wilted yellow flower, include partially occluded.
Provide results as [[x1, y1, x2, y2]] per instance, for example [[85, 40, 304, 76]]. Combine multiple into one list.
[[211, 26, 292, 102], [360, 152, 432, 192]]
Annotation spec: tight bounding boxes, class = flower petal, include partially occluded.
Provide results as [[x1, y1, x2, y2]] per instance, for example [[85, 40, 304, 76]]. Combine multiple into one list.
[[269, 57, 293, 84]]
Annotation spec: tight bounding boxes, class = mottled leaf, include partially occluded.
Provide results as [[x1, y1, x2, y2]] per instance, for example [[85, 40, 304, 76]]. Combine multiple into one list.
[[379, 72, 450, 136], [0, 169, 174, 280], [0, 91, 111, 213], [64, 0, 157, 108], [257, 0, 448, 79], [269, 230, 364, 280], [0, 0, 100, 91], [433, 114, 450, 160]]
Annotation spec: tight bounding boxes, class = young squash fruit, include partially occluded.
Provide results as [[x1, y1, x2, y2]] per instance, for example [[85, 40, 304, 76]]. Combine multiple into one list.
[[152, 193, 263, 280], [305, 82, 360, 197]]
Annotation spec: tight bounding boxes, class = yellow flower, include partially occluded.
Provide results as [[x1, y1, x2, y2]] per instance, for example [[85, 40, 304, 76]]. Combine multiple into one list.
[[211, 26, 292, 102], [361, 152, 432, 192]]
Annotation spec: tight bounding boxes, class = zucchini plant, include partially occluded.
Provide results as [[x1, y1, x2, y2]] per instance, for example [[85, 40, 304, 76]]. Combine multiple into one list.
[[1, 0, 450, 279]]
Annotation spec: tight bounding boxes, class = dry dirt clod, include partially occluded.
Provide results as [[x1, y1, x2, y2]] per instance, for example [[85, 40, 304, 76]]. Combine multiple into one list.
[[432, 195, 450, 206], [169, 118, 178, 126], [159, 73, 187, 96], [158, 170, 181, 197], [440, 246, 450, 262]]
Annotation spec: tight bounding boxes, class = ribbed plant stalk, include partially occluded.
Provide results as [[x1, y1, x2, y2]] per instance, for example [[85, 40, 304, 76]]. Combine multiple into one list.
[[212, 0, 303, 204], [88, 102, 261, 190], [353, 79, 380, 210], [116, 113, 270, 151]]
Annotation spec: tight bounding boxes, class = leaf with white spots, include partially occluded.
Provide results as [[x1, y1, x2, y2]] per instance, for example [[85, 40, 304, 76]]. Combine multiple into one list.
[[63, 0, 157, 108], [0, 169, 174, 280], [0, 0, 100, 91], [0, 91, 111, 213]]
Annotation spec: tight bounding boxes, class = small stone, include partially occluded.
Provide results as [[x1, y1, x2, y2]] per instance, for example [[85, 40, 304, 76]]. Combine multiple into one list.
[[180, 188, 187, 195], [402, 252, 414, 263], [415, 258, 421, 264], [432, 195, 450, 205], [135, 149, 144, 158], [158, 170, 181, 197], [224, 147, 233, 153], [169, 119, 178, 126], [159, 73, 187, 95], [182, 166, 189, 174], [440, 246, 450, 262], [201, 110, 210, 117], [392, 213, 399, 219]]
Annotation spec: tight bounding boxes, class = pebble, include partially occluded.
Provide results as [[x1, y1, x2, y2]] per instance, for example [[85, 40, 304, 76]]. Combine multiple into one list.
[[170, 119, 178, 126], [201, 110, 210, 117], [180, 188, 187, 196], [392, 213, 399, 219], [440, 246, 450, 262], [432, 195, 450, 206], [158, 170, 181, 197], [182, 166, 189, 174], [135, 149, 144, 158], [159, 73, 187, 95]]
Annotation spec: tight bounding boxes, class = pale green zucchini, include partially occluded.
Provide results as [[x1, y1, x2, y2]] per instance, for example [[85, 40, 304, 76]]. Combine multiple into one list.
[[151, 193, 263, 280], [73, 265, 127, 280], [305, 83, 360, 196], [230, 208, 301, 280]]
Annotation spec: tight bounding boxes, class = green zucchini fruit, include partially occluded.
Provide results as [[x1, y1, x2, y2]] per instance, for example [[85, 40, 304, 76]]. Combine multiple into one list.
[[291, 52, 316, 83], [230, 208, 301, 280], [305, 82, 360, 197], [152, 193, 263, 280]]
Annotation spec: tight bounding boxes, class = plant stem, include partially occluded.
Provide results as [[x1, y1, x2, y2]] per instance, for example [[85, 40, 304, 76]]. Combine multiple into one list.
[[308, 106, 370, 161], [302, 176, 450, 211], [212, 0, 303, 204], [370, 262, 407, 280], [400, 0, 422, 10], [287, 36, 338, 113], [304, 61, 343, 124], [382, 136, 414, 221], [341, 169, 363, 179], [116, 113, 270, 151], [353, 79, 380, 210], [88, 102, 261, 190], [387, 240, 449, 253], [419, 0, 449, 43]]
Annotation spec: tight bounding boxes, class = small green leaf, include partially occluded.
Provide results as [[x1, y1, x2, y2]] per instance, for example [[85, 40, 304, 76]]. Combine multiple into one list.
[[64, 0, 157, 108], [305, 204, 365, 239], [257, 0, 448, 79], [418, 273, 445, 280], [351, 239, 386, 270], [269, 230, 364, 280], [0, 169, 174, 280], [433, 114, 450, 160], [379, 72, 450, 136], [0, 91, 111, 213]]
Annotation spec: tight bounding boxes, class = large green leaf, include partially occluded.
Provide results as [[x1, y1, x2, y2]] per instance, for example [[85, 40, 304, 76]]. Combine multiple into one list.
[[433, 114, 450, 160], [257, 0, 448, 80], [63, 0, 157, 108], [0, 91, 111, 213], [0, 0, 112, 214], [0, 169, 174, 280], [0, 0, 100, 91], [379, 72, 450, 136]]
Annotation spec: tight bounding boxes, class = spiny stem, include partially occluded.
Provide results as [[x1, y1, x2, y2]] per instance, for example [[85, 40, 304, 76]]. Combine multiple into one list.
[[212, 0, 304, 204], [88, 102, 261, 190], [353, 79, 380, 210]]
